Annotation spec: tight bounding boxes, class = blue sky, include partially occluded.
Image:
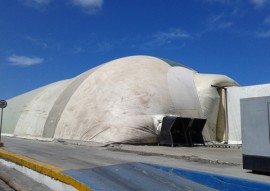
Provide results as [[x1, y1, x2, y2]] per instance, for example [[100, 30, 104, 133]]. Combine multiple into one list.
[[0, 0, 270, 99]]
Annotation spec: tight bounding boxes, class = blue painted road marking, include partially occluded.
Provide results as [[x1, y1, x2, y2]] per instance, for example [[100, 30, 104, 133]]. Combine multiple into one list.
[[63, 162, 270, 191]]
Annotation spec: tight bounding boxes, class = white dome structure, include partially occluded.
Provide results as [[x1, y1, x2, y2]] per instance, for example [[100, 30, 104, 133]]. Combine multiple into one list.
[[3, 56, 238, 144]]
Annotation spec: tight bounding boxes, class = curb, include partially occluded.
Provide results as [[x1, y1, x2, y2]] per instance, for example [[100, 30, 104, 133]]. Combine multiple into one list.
[[0, 171, 24, 191], [0, 148, 93, 191]]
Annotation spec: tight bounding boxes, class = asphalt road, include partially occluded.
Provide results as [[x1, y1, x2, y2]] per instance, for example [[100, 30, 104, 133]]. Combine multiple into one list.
[[1, 136, 270, 191]]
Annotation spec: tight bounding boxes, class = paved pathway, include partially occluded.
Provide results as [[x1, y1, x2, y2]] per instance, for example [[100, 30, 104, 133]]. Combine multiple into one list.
[[1, 136, 270, 191]]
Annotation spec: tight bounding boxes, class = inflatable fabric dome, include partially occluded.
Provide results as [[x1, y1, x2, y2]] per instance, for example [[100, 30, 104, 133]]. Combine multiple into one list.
[[3, 56, 238, 144]]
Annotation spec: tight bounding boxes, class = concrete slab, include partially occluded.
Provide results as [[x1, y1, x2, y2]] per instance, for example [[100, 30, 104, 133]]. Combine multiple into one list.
[[0, 162, 52, 191]]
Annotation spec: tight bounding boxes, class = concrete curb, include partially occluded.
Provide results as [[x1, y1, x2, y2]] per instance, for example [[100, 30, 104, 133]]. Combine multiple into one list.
[[0, 171, 24, 191], [0, 148, 93, 191]]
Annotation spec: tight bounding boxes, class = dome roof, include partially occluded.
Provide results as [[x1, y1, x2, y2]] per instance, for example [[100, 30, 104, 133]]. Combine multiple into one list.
[[3, 55, 238, 144]]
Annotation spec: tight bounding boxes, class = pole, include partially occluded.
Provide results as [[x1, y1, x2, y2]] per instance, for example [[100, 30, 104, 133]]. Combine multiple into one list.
[[0, 100, 7, 146], [0, 108, 3, 142], [224, 88, 229, 144]]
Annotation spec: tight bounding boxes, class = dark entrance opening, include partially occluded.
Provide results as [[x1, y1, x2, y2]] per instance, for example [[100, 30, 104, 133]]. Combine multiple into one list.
[[158, 116, 206, 147]]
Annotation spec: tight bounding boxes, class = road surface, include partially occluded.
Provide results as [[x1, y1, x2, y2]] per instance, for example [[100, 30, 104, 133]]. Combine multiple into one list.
[[1, 136, 270, 191]]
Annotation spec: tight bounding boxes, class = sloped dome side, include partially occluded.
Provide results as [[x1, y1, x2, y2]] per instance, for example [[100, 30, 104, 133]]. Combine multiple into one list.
[[42, 66, 101, 138], [3, 86, 49, 135], [54, 56, 175, 143], [13, 80, 71, 138], [194, 73, 239, 142], [167, 67, 202, 118]]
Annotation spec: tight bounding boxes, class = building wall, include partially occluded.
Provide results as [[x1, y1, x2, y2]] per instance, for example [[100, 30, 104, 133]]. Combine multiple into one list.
[[227, 84, 270, 144]]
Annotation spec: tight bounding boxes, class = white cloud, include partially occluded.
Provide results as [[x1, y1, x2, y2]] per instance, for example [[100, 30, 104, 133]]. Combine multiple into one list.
[[264, 16, 270, 25], [8, 54, 44, 67], [250, 0, 270, 8], [210, 14, 224, 23], [204, 14, 234, 32], [256, 30, 270, 38], [71, 0, 103, 14], [73, 46, 85, 53], [26, 36, 48, 48], [141, 29, 191, 49], [154, 29, 191, 42], [206, 0, 227, 3], [32, 0, 51, 4], [22, 0, 51, 7], [206, 0, 241, 5], [218, 21, 234, 29], [97, 42, 114, 51]]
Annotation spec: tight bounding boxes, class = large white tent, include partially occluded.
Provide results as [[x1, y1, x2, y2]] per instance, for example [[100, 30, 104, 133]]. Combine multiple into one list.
[[2, 56, 238, 144]]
